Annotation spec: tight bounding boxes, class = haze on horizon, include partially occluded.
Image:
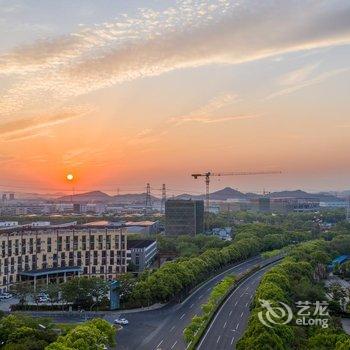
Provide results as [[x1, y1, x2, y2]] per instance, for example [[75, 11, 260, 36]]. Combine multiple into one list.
[[0, 0, 349, 195]]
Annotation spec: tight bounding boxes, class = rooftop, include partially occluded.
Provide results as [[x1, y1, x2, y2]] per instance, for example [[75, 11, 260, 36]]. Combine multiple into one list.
[[128, 239, 156, 249], [19, 266, 82, 277]]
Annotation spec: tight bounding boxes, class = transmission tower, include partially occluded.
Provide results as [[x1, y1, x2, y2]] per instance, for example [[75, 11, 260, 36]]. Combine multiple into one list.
[[161, 184, 166, 213], [145, 183, 152, 211]]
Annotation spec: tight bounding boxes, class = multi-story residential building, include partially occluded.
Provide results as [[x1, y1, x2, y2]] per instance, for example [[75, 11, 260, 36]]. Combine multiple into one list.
[[165, 199, 204, 236], [0, 225, 128, 293]]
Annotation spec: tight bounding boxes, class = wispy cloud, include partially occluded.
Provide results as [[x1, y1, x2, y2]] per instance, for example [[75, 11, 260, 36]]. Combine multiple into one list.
[[129, 91, 255, 147], [169, 92, 257, 125], [173, 114, 259, 125], [277, 63, 320, 86], [1, 0, 350, 128], [266, 67, 349, 99], [0, 105, 93, 141]]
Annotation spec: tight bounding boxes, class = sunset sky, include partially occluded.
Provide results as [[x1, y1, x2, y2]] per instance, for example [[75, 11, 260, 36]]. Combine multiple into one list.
[[0, 0, 350, 195]]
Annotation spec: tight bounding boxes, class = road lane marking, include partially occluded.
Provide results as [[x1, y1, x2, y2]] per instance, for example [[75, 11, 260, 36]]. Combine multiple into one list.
[[245, 302, 249, 307], [231, 336, 235, 345], [207, 288, 211, 291], [156, 340, 164, 348], [223, 321, 227, 328], [217, 336, 221, 344], [236, 322, 239, 330], [198, 294, 203, 299], [229, 310, 232, 316], [180, 313, 186, 320], [240, 311, 244, 318], [234, 301, 238, 306], [171, 340, 178, 349], [190, 303, 194, 309], [179, 256, 261, 306], [196, 261, 281, 350], [170, 326, 175, 331]]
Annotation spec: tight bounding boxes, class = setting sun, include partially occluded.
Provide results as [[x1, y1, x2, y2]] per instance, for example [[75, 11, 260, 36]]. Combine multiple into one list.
[[66, 174, 74, 181]]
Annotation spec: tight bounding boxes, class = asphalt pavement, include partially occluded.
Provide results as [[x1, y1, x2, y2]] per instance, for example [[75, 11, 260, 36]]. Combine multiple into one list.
[[20, 255, 279, 349], [197, 261, 280, 350], [112, 255, 279, 350]]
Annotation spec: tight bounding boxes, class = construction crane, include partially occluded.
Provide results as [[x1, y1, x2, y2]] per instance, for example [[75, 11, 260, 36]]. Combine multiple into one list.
[[191, 171, 282, 212]]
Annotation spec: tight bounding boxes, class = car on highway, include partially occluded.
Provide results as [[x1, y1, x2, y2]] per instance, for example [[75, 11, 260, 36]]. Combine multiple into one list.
[[114, 317, 129, 325]]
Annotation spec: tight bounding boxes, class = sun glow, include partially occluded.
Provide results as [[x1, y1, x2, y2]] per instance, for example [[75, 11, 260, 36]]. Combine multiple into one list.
[[66, 173, 74, 181]]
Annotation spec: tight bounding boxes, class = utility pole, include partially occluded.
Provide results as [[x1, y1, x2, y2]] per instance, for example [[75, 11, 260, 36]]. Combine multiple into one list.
[[161, 184, 166, 214]]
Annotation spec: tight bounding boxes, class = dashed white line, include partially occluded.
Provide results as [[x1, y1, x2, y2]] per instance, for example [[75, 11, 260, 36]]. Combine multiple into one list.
[[236, 322, 240, 330], [156, 339, 164, 348], [189, 303, 194, 309], [180, 313, 186, 320], [231, 336, 235, 345], [217, 336, 221, 344], [234, 301, 238, 306], [245, 302, 249, 307], [223, 321, 227, 328], [229, 310, 232, 316], [198, 294, 203, 299], [171, 340, 178, 349], [170, 326, 175, 331], [240, 311, 244, 318]]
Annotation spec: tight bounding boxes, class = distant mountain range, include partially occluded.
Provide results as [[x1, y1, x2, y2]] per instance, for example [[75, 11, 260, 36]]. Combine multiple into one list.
[[57, 190, 158, 204], [52, 187, 346, 204], [174, 187, 344, 202]]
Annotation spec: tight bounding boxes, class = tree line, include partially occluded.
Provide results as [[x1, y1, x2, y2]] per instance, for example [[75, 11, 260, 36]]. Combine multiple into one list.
[[0, 313, 115, 350], [124, 224, 312, 307], [237, 228, 350, 350], [12, 277, 109, 311]]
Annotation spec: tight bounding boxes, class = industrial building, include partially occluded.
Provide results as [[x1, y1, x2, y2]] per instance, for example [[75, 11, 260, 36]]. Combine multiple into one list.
[[165, 199, 204, 236], [0, 225, 128, 293]]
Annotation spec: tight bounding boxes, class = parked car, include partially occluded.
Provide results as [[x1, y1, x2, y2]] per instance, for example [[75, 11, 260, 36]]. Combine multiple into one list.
[[38, 297, 49, 303], [114, 317, 129, 325], [0, 293, 13, 300]]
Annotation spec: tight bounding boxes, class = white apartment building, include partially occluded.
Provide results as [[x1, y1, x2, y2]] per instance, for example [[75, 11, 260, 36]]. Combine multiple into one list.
[[0, 225, 128, 292]]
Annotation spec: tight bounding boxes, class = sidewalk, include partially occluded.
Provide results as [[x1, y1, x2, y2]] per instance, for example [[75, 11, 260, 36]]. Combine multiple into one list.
[[10, 302, 166, 317]]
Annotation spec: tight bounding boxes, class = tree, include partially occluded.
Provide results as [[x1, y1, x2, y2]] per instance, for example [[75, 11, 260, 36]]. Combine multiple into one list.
[[45, 283, 61, 306], [12, 282, 32, 307], [46, 318, 115, 350], [0, 314, 57, 350]]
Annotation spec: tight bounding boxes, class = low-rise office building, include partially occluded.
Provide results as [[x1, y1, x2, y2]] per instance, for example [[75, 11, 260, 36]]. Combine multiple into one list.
[[127, 239, 157, 272], [0, 225, 128, 292]]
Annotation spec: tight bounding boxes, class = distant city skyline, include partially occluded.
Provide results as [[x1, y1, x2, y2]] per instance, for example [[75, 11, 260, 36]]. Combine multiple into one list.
[[0, 0, 349, 192]]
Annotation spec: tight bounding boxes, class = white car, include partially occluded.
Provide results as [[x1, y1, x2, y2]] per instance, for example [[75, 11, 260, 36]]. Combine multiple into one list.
[[38, 297, 49, 303], [114, 318, 129, 325]]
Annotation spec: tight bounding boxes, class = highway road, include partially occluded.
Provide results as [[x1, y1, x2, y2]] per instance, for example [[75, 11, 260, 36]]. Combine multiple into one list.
[[197, 262, 280, 350], [110, 256, 280, 350]]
